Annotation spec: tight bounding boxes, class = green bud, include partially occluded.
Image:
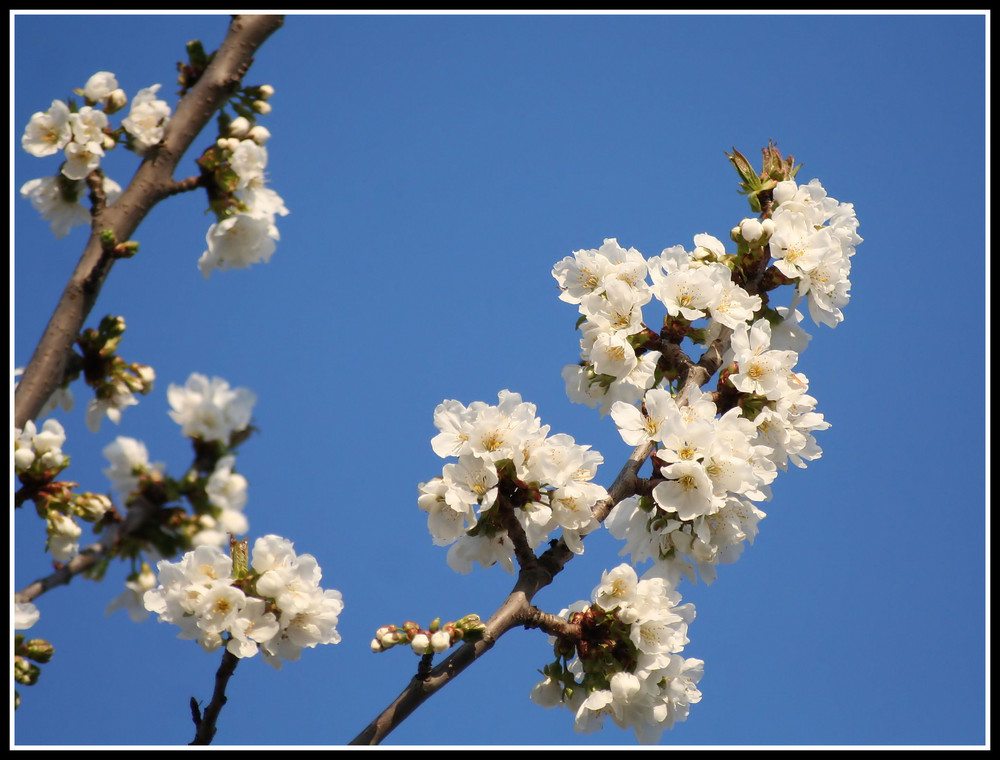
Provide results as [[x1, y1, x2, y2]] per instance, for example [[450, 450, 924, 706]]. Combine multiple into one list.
[[113, 240, 140, 258], [230, 535, 249, 578], [186, 40, 209, 71], [13, 657, 39, 686], [23, 638, 55, 664], [73, 492, 111, 522], [725, 147, 761, 189]]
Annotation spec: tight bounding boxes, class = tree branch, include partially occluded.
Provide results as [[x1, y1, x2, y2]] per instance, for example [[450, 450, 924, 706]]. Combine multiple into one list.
[[14, 14, 285, 430], [349, 435, 657, 745], [189, 649, 240, 745], [350, 328, 737, 745], [14, 494, 161, 604]]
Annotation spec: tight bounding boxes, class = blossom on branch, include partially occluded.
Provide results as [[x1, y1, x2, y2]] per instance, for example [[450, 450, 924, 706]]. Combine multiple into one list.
[[531, 564, 702, 744], [143, 537, 344, 669], [197, 213, 278, 278], [419, 390, 607, 573], [122, 84, 171, 155], [166, 373, 257, 444], [21, 100, 71, 157]]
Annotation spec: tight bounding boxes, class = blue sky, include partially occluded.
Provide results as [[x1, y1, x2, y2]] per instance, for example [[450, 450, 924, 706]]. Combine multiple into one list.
[[12, 12, 987, 748]]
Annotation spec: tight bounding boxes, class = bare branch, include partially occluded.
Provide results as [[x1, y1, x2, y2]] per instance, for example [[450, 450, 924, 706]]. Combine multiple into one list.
[[14, 14, 284, 430], [189, 649, 240, 745]]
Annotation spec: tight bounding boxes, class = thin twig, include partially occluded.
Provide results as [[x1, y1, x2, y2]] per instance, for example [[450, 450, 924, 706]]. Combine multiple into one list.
[[190, 649, 240, 745]]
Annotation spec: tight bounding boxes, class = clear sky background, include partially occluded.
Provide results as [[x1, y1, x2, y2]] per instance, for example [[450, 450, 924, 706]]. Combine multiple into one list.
[[12, 11, 987, 748]]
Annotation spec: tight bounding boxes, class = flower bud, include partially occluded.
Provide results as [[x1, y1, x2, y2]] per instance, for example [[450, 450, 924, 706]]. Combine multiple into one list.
[[230, 535, 249, 578], [47, 510, 81, 539], [228, 116, 251, 138], [430, 629, 452, 653], [256, 84, 275, 100], [761, 218, 776, 237], [23, 639, 55, 664], [740, 218, 763, 242], [370, 638, 384, 652], [74, 492, 111, 522], [380, 631, 399, 648], [83, 71, 118, 104], [105, 88, 128, 115], [252, 100, 271, 115], [101, 133, 117, 151], [247, 125, 271, 145], [14, 657, 39, 686], [14, 447, 35, 473], [410, 633, 431, 655], [132, 363, 156, 392]]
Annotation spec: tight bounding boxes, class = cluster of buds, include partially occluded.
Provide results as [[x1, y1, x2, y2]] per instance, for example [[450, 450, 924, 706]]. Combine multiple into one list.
[[14, 417, 115, 560], [370, 613, 486, 656], [194, 80, 285, 279], [71, 314, 155, 432], [13, 635, 54, 710], [725, 139, 801, 214], [23, 481, 115, 563]]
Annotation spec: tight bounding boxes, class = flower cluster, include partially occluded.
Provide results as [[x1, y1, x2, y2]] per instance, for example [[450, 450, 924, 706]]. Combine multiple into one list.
[[19, 174, 122, 239], [551, 176, 858, 586], [15, 418, 117, 561], [553, 178, 859, 419], [14, 418, 68, 476], [19, 71, 166, 238], [530, 564, 703, 744], [76, 315, 157, 433], [101, 372, 254, 557], [143, 536, 344, 669], [97, 371, 257, 614], [554, 236, 764, 416], [768, 179, 862, 328], [197, 89, 288, 279], [418, 390, 607, 573], [167, 372, 257, 444]]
